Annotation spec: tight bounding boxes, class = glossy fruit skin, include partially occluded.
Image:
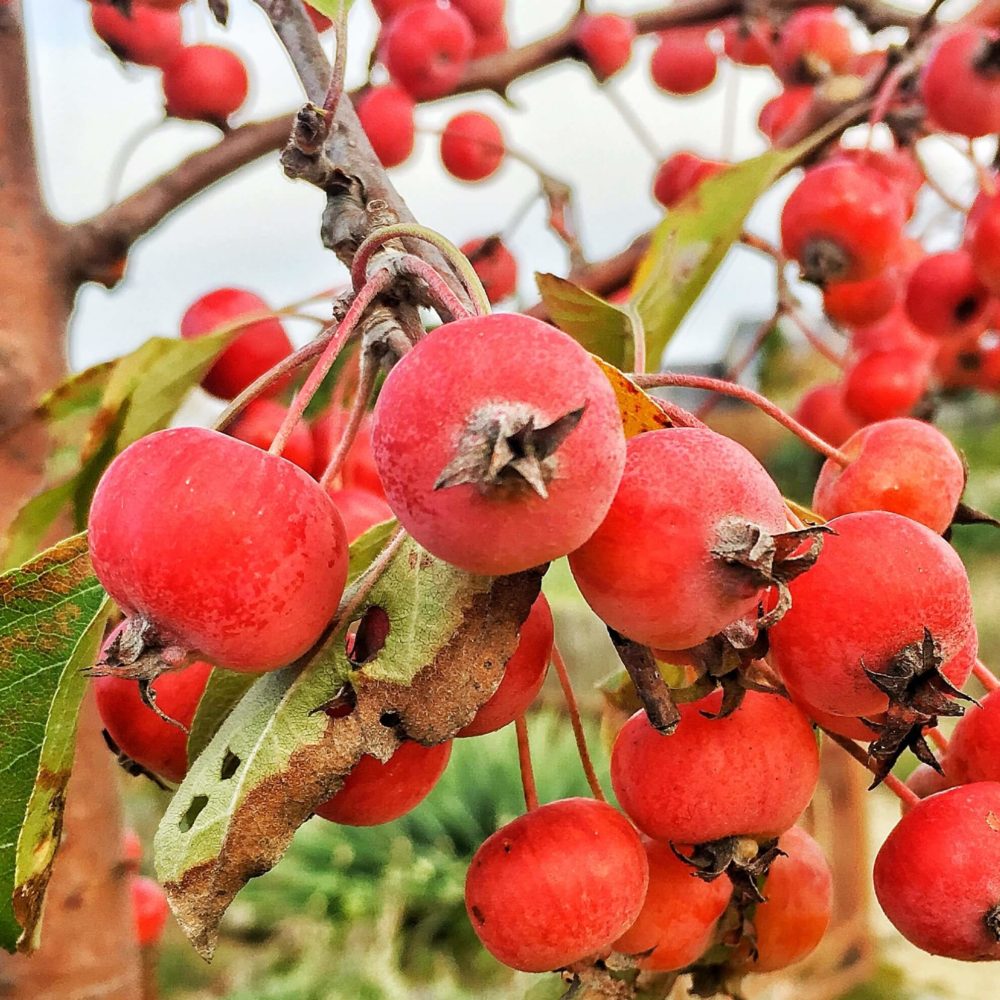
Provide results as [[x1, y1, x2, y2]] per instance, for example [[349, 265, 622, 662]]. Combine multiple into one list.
[[89, 428, 349, 671], [774, 6, 853, 83], [966, 190, 1000, 295], [758, 86, 813, 144], [355, 84, 416, 168], [90, 3, 183, 68], [611, 691, 820, 844], [180, 288, 293, 400], [575, 13, 636, 80], [769, 511, 974, 717], [459, 594, 553, 737], [722, 17, 773, 66], [829, 147, 924, 220], [874, 782, 1000, 959], [461, 237, 517, 302], [734, 826, 832, 972], [568, 428, 786, 650], [793, 382, 864, 448], [315, 740, 451, 825], [812, 418, 965, 534], [652, 152, 726, 209], [465, 798, 648, 972], [229, 398, 315, 473], [781, 162, 907, 284], [947, 689, 1000, 785], [613, 839, 732, 971], [823, 270, 901, 327], [372, 314, 626, 575], [650, 29, 717, 95], [311, 410, 384, 498], [380, 2, 474, 99], [95, 660, 211, 784], [131, 876, 170, 947], [440, 111, 504, 182], [162, 45, 249, 125], [921, 28, 1000, 138], [842, 348, 931, 423], [905, 250, 992, 340], [326, 487, 393, 540]]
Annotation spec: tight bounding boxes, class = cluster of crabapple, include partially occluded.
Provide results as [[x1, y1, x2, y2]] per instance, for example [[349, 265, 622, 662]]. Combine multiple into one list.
[[87, 0, 251, 126]]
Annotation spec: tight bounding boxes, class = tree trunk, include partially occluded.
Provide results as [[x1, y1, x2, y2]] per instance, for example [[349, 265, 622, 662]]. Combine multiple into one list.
[[0, 5, 142, 997]]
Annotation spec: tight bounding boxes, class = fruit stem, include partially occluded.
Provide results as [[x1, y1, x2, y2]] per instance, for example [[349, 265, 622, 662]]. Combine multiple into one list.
[[320, 0, 349, 125], [600, 82, 663, 163], [551, 644, 606, 802], [514, 715, 540, 812], [319, 348, 378, 490], [974, 658, 1000, 693], [395, 254, 476, 321], [350, 223, 491, 316], [926, 726, 950, 752], [784, 305, 848, 369], [822, 728, 920, 808], [633, 372, 852, 467], [331, 525, 407, 635], [269, 269, 393, 458], [214, 321, 339, 432]]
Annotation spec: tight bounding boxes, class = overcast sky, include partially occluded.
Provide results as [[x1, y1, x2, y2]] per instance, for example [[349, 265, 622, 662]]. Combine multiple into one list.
[[23, 0, 961, 373]]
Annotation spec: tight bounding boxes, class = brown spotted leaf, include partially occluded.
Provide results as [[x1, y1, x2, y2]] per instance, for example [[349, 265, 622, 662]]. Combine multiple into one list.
[[0, 534, 111, 952], [592, 358, 672, 438], [154, 535, 541, 958]]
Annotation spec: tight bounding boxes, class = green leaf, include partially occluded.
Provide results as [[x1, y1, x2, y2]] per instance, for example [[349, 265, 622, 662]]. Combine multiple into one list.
[[155, 537, 542, 958], [535, 273, 633, 369], [305, 0, 355, 18], [0, 534, 110, 952], [631, 121, 843, 367], [2, 332, 235, 571]]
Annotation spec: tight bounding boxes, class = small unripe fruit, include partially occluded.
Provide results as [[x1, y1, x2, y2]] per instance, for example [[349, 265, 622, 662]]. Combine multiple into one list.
[[131, 876, 170, 947], [95, 659, 211, 783], [574, 13, 636, 80], [354, 85, 416, 169], [90, 2, 183, 68], [89, 428, 349, 671], [465, 798, 648, 972], [921, 28, 1000, 138], [440, 111, 505, 182], [459, 594, 553, 737], [315, 740, 451, 825], [162, 45, 249, 126], [612, 691, 819, 844], [460, 237, 517, 302], [650, 29, 717, 95], [180, 288, 293, 401], [229, 398, 315, 473], [372, 313, 626, 575], [380, 2, 474, 99]]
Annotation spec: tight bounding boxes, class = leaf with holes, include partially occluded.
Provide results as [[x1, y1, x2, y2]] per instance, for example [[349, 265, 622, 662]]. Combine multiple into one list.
[[155, 536, 542, 957], [536, 273, 633, 370], [593, 358, 671, 438], [0, 534, 111, 953]]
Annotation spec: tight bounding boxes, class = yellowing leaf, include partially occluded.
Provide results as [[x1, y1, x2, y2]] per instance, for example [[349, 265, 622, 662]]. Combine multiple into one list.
[[592, 357, 671, 438]]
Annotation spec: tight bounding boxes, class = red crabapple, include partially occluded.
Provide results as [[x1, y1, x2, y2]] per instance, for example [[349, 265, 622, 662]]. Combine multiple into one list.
[[89, 428, 349, 672], [921, 28, 1000, 138], [774, 6, 853, 83], [905, 761, 954, 804], [472, 22, 508, 58], [574, 13, 636, 80], [966, 189, 1000, 295], [768, 511, 974, 717], [380, 2, 474, 99], [304, 3, 332, 32], [829, 147, 924, 220], [458, 594, 553, 737], [131, 876, 170, 947], [180, 288, 293, 400], [372, 0, 417, 19], [568, 428, 787, 650], [848, 304, 933, 356], [823, 270, 901, 327], [440, 111, 505, 182], [325, 488, 393, 540], [611, 690, 820, 844], [934, 331, 988, 390], [874, 782, 1000, 959], [465, 798, 648, 972], [451, 0, 505, 35], [315, 740, 451, 825], [122, 828, 143, 871], [652, 151, 727, 209], [354, 85, 416, 169], [758, 86, 813, 144], [945, 689, 1000, 786], [722, 17, 773, 66], [162, 46, 249, 126], [95, 660, 211, 783], [842, 347, 931, 422], [229, 398, 315, 473], [904, 250, 992, 340], [781, 161, 907, 284], [461, 237, 517, 302], [792, 382, 864, 449], [372, 313, 626, 575], [812, 418, 965, 534], [650, 29, 717, 95], [732, 825, 832, 972], [613, 839, 732, 972], [311, 410, 384, 497], [90, 2, 183, 68]]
